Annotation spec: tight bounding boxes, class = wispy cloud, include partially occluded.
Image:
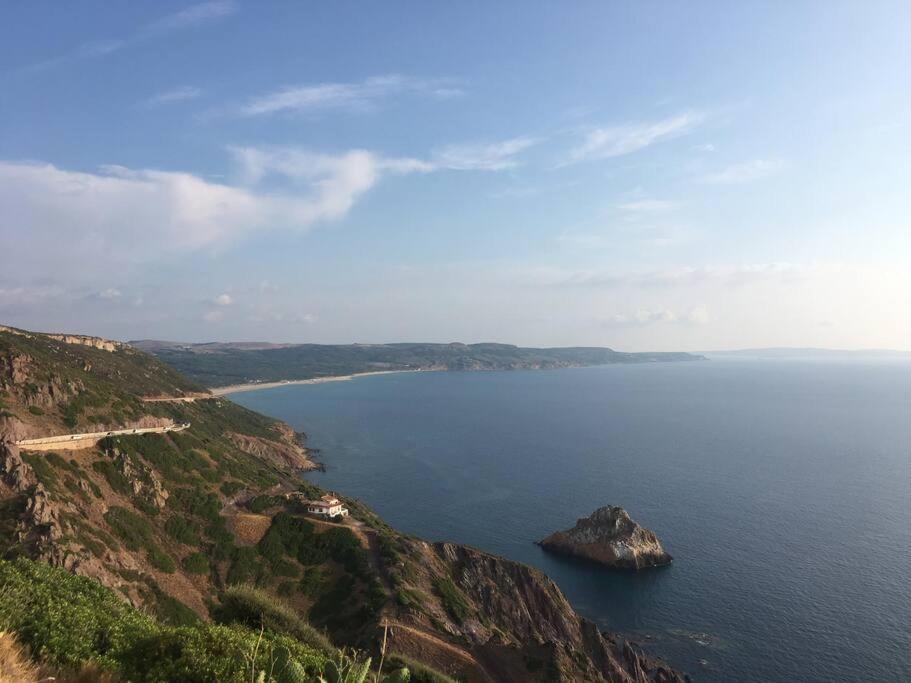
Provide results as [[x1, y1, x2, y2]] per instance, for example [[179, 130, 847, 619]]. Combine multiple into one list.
[[0, 147, 430, 281], [431, 137, 539, 171], [564, 111, 705, 165], [145, 1, 238, 32], [214, 293, 233, 306], [17, 2, 237, 74], [238, 74, 463, 117], [522, 263, 805, 289], [701, 159, 784, 184], [616, 199, 678, 212], [144, 85, 203, 107], [605, 305, 709, 327]]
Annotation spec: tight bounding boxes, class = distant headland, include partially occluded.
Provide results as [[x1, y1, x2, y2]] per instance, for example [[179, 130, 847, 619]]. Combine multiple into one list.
[[130, 339, 706, 388]]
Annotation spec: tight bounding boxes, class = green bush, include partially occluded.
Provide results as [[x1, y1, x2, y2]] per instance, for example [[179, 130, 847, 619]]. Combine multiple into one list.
[[182, 552, 209, 574], [227, 546, 266, 586], [299, 567, 323, 597], [0, 557, 327, 681], [155, 593, 199, 626], [28, 405, 44, 416], [249, 494, 280, 513], [104, 506, 175, 573], [165, 515, 200, 545], [147, 545, 176, 573], [20, 452, 57, 487], [220, 480, 245, 496], [104, 506, 155, 551], [213, 584, 333, 652], [92, 459, 131, 495], [432, 576, 468, 623]]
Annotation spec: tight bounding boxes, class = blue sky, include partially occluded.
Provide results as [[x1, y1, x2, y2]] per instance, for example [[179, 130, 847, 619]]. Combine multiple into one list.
[[2, 1, 911, 350]]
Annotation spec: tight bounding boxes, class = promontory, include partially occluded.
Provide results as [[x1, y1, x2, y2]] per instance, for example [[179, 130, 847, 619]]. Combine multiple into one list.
[[538, 505, 673, 570]]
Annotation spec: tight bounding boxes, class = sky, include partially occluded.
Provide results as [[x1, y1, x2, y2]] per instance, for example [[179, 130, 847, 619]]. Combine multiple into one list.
[[2, 1, 911, 351]]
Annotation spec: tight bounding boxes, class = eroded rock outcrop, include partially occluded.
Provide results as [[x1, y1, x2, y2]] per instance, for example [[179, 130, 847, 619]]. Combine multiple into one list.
[[228, 425, 320, 471], [394, 539, 687, 682], [0, 441, 37, 491], [538, 506, 672, 570]]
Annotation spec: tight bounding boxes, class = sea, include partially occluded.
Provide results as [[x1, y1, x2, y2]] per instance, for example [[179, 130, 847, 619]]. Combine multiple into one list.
[[227, 359, 911, 681]]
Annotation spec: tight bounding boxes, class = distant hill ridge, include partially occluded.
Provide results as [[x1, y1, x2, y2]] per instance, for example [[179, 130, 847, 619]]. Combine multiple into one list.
[[132, 339, 705, 387]]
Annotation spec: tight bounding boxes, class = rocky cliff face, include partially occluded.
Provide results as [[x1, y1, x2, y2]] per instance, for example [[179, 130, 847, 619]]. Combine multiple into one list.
[[538, 506, 672, 570], [437, 542, 684, 682]]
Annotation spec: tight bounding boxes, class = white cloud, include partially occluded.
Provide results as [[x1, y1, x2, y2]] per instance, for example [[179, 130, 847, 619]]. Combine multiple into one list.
[[616, 199, 677, 212], [701, 159, 783, 184], [693, 143, 716, 153], [203, 310, 224, 323], [0, 149, 427, 279], [146, 1, 238, 32], [16, 2, 237, 74], [565, 111, 705, 164], [432, 137, 539, 171], [606, 305, 709, 327], [239, 74, 462, 117], [98, 288, 122, 300], [144, 86, 202, 106], [214, 293, 233, 306]]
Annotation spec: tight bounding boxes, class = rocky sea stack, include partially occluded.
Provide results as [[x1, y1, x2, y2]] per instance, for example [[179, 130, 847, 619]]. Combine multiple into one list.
[[538, 506, 673, 570]]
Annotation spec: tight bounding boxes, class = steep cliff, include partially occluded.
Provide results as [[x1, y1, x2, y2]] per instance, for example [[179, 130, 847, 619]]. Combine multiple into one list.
[[0, 325, 685, 681], [538, 506, 672, 570]]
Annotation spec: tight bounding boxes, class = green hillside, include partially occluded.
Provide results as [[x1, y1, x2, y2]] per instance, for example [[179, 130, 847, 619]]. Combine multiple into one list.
[[134, 339, 704, 387]]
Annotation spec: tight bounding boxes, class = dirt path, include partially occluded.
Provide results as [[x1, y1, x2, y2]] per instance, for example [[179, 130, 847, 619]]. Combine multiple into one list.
[[383, 620, 496, 683]]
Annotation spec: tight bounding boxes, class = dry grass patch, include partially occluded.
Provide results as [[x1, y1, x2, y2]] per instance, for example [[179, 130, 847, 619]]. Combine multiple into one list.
[[226, 512, 272, 545]]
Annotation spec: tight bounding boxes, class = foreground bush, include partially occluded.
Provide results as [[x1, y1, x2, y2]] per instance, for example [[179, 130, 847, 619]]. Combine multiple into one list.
[[0, 558, 326, 682], [213, 584, 334, 652]]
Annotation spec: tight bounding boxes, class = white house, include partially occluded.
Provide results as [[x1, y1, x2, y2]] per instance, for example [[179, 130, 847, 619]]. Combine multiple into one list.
[[305, 494, 349, 518]]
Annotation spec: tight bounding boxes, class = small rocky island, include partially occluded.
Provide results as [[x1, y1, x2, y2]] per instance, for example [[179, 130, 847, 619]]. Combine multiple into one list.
[[537, 505, 672, 570]]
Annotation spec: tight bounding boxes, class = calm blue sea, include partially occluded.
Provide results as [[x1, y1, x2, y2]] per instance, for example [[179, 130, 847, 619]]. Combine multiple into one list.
[[228, 360, 911, 681]]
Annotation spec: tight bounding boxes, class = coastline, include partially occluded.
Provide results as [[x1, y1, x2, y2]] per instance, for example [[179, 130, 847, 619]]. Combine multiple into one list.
[[211, 369, 421, 396]]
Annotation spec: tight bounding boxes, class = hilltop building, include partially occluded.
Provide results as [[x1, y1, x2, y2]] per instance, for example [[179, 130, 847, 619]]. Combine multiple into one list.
[[304, 494, 349, 518]]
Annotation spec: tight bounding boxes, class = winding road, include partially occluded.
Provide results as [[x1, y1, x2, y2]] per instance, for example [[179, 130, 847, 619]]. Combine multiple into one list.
[[15, 422, 190, 451]]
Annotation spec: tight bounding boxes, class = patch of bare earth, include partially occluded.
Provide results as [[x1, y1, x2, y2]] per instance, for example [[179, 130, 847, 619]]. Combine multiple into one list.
[[385, 621, 494, 682], [226, 512, 272, 545]]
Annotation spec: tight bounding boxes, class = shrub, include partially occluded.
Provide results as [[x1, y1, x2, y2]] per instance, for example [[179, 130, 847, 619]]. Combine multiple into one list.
[[92, 460, 130, 496], [28, 406, 44, 416], [432, 576, 468, 623], [299, 567, 323, 597], [0, 557, 327, 681], [104, 506, 154, 551], [165, 516, 200, 545], [147, 545, 176, 573], [104, 506, 175, 572], [227, 547, 266, 586], [220, 480, 244, 496], [20, 453, 57, 487], [213, 584, 333, 652], [155, 594, 199, 627], [248, 494, 280, 513], [182, 552, 209, 575]]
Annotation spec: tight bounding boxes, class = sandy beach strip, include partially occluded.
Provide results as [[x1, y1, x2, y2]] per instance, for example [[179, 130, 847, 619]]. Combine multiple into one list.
[[211, 369, 420, 396]]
